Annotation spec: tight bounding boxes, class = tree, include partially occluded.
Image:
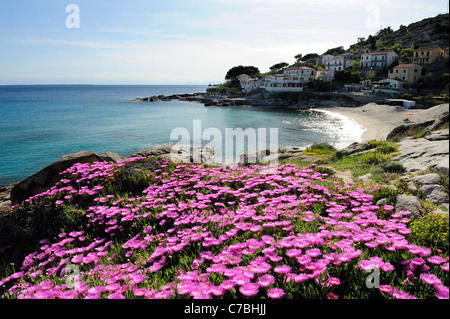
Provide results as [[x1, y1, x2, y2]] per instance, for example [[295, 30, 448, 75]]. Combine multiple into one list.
[[294, 53, 303, 62], [323, 46, 345, 55], [225, 65, 260, 80], [390, 43, 402, 54], [301, 53, 319, 63], [368, 35, 377, 51], [399, 46, 414, 63], [270, 62, 289, 71], [334, 69, 362, 84]]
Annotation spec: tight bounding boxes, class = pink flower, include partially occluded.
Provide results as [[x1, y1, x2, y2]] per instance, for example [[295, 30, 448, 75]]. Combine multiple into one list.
[[305, 248, 321, 257], [257, 274, 275, 287], [420, 273, 441, 285], [267, 288, 284, 299], [327, 292, 338, 299], [234, 275, 250, 286], [358, 260, 376, 271], [379, 262, 395, 272], [274, 265, 292, 274], [427, 256, 445, 265], [327, 277, 340, 286], [411, 257, 425, 266], [107, 292, 125, 299], [441, 263, 449, 272], [221, 280, 236, 290], [379, 285, 393, 294], [239, 283, 259, 296], [286, 249, 302, 258]]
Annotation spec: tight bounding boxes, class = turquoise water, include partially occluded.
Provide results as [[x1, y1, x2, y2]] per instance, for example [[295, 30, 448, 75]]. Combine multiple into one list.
[[0, 85, 364, 186]]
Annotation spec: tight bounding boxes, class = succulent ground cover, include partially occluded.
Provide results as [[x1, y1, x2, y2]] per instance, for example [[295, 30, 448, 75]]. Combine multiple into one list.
[[0, 157, 448, 299]]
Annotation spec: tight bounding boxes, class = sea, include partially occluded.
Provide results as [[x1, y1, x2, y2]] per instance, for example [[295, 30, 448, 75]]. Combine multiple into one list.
[[0, 85, 365, 187]]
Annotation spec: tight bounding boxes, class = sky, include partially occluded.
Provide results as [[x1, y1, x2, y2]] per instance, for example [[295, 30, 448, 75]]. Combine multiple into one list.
[[0, 0, 448, 85]]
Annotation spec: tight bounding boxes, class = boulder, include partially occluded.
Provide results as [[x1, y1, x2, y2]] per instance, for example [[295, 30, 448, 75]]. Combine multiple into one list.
[[420, 184, 449, 206], [335, 142, 369, 158], [100, 152, 123, 162], [10, 151, 104, 204], [395, 194, 425, 219], [393, 138, 449, 174], [413, 173, 442, 187]]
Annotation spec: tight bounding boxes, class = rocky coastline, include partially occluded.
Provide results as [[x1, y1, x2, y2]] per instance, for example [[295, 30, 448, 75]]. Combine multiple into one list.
[[1, 103, 448, 220], [131, 91, 364, 108]]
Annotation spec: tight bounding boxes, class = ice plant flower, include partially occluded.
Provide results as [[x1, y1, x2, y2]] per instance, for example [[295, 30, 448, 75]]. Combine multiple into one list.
[[239, 283, 259, 297], [267, 288, 284, 299]]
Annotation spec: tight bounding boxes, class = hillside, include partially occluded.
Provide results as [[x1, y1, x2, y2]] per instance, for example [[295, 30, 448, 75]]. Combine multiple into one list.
[[349, 13, 449, 52]]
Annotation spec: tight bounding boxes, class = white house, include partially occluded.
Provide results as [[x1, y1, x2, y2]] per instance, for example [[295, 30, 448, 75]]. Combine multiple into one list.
[[325, 58, 354, 75], [316, 69, 333, 82], [239, 74, 263, 93], [260, 67, 316, 93], [316, 54, 335, 65], [360, 51, 399, 69], [283, 66, 316, 82], [373, 78, 408, 93]]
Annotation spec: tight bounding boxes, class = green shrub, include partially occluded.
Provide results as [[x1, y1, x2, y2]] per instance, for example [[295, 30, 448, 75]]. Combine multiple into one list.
[[409, 214, 449, 252], [380, 161, 405, 173]]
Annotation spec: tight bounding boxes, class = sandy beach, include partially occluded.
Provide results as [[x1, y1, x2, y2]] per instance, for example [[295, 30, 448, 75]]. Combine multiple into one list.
[[314, 103, 449, 142]]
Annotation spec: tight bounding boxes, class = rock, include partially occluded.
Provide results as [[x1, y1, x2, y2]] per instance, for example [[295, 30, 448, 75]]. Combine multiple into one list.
[[420, 184, 449, 206], [100, 152, 123, 162], [395, 194, 425, 219], [335, 142, 369, 158], [411, 173, 449, 206], [10, 151, 104, 204], [126, 145, 174, 159], [425, 129, 449, 141], [393, 138, 449, 174], [0, 200, 11, 213], [413, 173, 442, 187], [399, 176, 418, 192]]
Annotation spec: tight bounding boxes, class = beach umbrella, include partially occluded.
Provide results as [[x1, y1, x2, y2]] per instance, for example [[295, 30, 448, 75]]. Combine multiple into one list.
[[405, 113, 414, 115]]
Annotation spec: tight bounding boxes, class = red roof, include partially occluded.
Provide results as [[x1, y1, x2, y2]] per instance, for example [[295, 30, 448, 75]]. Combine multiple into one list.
[[285, 66, 315, 71], [394, 63, 415, 68]]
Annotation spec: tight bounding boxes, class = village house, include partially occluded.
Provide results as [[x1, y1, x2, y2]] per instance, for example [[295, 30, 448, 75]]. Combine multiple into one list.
[[388, 63, 423, 84], [259, 67, 316, 93], [373, 78, 408, 93], [325, 57, 354, 75], [413, 45, 445, 65], [316, 54, 335, 66], [360, 51, 399, 69], [315, 69, 333, 82]]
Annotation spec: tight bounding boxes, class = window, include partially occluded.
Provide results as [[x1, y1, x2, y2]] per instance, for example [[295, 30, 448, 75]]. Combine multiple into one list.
[[403, 70, 406, 73], [396, 70, 399, 73], [403, 76, 406, 80], [426, 51, 430, 56], [421, 51, 424, 55]]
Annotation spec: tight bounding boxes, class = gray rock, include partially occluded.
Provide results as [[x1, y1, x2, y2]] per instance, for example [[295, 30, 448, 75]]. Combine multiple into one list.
[[100, 152, 123, 162], [399, 176, 418, 192], [393, 138, 449, 174], [413, 173, 442, 187], [425, 129, 449, 141], [126, 145, 174, 159], [0, 200, 11, 213], [10, 151, 104, 204], [395, 194, 425, 219], [420, 184, 449, 206], [336, 142, 369, 158]]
